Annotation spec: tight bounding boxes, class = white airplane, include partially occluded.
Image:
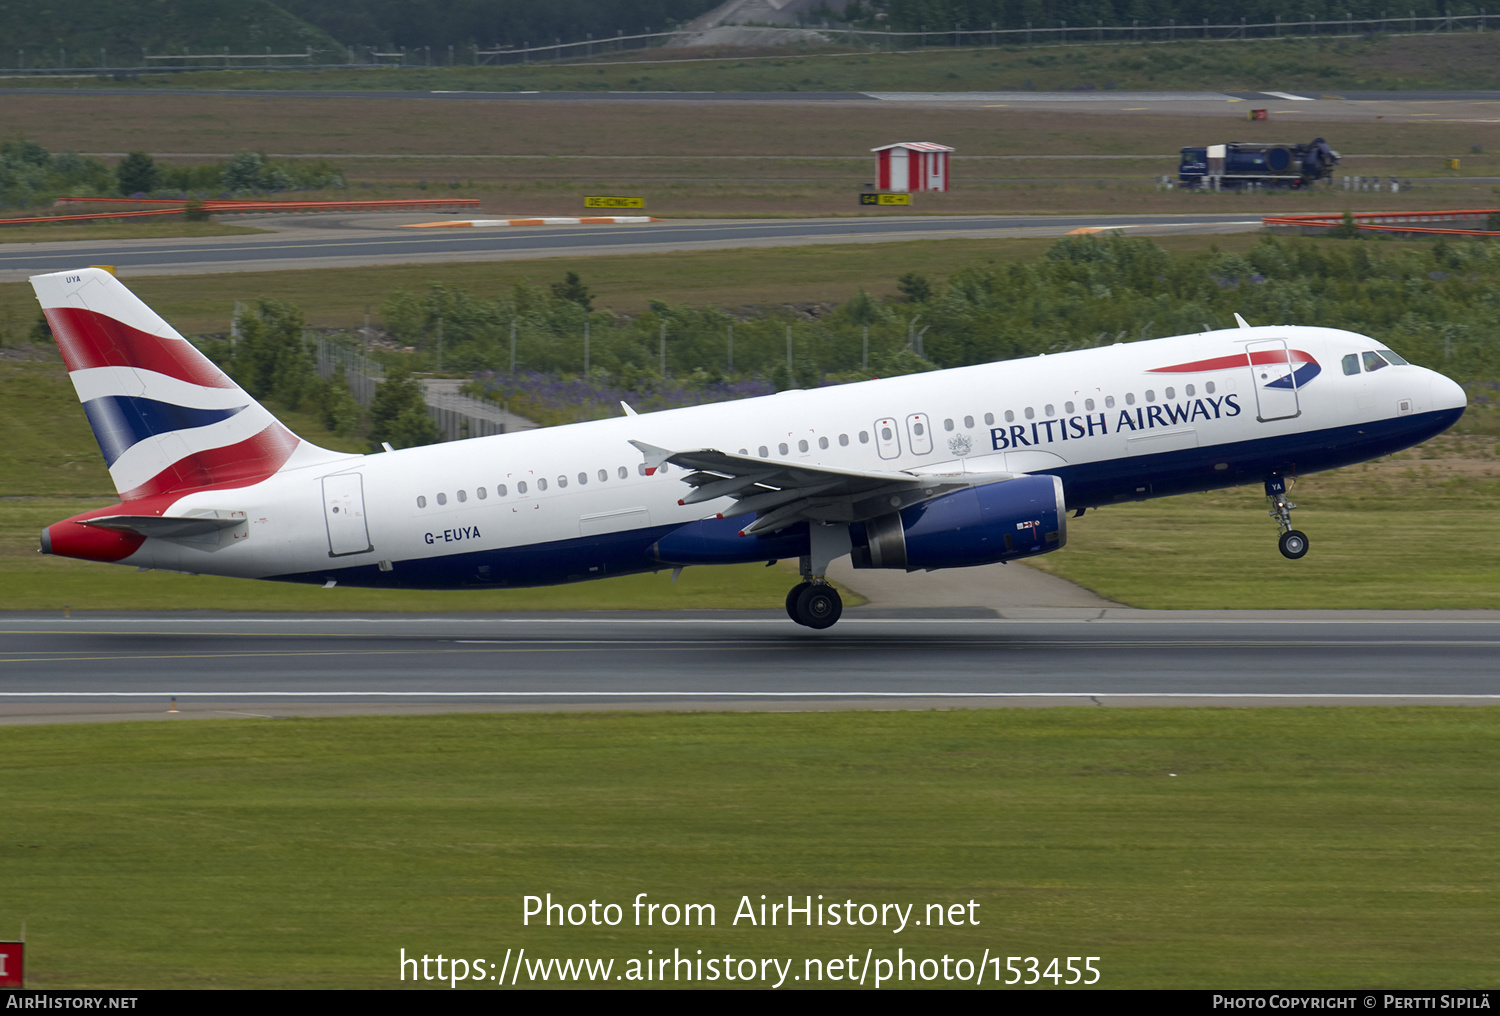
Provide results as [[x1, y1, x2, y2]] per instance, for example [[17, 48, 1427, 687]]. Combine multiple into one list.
[[33, 267, 1466, 629]]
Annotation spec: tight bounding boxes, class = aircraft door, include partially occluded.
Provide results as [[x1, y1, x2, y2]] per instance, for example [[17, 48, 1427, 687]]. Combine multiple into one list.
[[906, 413, 933, 455], [873, 418, 901, 460], [1246, 338, 1302, 422], [322, 472, 373, 557]]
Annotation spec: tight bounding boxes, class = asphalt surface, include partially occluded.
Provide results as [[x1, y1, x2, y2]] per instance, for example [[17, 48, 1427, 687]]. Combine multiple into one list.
[[0, 212, 1263, 281], [2, 612, 1497, 723]]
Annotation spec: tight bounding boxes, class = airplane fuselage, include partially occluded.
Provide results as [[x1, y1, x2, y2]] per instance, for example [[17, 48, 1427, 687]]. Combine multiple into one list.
[[55, 324, 1463, 591]]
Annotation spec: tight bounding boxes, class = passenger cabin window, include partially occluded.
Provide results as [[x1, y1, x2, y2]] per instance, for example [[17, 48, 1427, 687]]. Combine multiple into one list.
[[798, 440, 808, 452], [1064, 402, 1074, 414], [1004, 410, 1015, 423], [859, 431, 869, 444], [457, 490, 467, 503], [1024, 407, 1035, 420], [983, 413, 994, 426], [964, 415, 974, 429], [497, 484, 508, 497], [517, 482, 527, 494], [617, 466, 629, 479], [637, 464, 649, 475], [557, 476, 567, 488], [818, 437, 829, 450], [477, 487, 487, 500], [1185, 385, 1195, 397], [839, 434, 849, 446], [779, 443, 789, 456], [416, 496, 427, 508], [1165, 387, 1175, 400], [1044, 404, 1054, 417], [1125, 393, 1136, 406], [1363, 351, 1389, 373], [578, 473, 587, 485], [598, 469, 608, 482], [759, 445, 769, 457], [943, 418, 954, 432], [537, 478, 548, 491], [1105, 396, 1116, 408], [1145, 390, 1156, 403], [1205, 382, 1216, 395], [436, 492, 448, 506], [1085, 399, 1095, 411]]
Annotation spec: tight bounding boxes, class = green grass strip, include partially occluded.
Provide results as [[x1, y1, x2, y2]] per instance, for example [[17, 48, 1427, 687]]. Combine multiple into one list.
[[1, 708, 1496, 988]]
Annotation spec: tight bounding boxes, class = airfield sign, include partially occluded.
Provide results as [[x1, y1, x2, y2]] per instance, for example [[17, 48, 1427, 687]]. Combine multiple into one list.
[[0, 942, 23, 987], [585, 195, 646, 209], [860, 193, 912, 206]]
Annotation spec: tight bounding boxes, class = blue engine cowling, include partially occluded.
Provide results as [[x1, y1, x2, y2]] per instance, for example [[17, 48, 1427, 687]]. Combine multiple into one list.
[[850, 474, 1066, 570]]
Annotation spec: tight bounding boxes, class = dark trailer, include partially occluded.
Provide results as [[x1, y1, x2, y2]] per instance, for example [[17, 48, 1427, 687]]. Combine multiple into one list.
[[1179, 138, 1340, 189]]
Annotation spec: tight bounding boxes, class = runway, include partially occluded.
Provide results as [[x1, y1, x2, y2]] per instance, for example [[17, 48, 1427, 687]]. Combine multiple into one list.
[[2, 611, 1497, 723], [0, 212, 1262, 281]]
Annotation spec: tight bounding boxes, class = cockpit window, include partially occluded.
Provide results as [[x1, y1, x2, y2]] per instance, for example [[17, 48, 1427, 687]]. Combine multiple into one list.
[[1342, 353, 1360, 376], [1362, 350, 1389, 373], [1376, 347, 1409, 366]]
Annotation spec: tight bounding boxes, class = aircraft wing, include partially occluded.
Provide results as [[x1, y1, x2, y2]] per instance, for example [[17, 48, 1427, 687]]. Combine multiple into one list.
[[630, 441, 1013, 536]]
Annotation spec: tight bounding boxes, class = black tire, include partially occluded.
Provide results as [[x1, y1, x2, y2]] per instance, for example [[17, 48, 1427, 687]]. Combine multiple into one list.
[[785, 582, 811, 624], [1279, 530, 1309, 560], [795, 584, 843, 630]]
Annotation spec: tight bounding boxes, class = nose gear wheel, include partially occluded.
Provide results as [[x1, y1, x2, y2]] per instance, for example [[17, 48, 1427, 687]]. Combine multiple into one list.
[[1265, 473, 1309, 560]]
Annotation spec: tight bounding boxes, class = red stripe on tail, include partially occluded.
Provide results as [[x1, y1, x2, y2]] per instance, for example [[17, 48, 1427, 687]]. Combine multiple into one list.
[[43, 306, 235, 388], [119, 424, 300, 500]]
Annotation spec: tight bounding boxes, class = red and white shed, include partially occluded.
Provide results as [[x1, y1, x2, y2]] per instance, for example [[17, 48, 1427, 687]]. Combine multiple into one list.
[[872, 142, 954, 193]]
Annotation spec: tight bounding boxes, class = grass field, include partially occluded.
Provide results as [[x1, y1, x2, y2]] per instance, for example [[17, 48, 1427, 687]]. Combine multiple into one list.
[[2, 708, 1497, 988], [0, 232, 1292, 339], [2, 85, 1495, 219], [9, 33, 1500, 94]]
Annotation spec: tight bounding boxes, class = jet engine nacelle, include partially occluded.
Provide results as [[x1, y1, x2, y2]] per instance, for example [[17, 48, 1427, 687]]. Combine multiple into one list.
[[850, 474, 1066, 570]]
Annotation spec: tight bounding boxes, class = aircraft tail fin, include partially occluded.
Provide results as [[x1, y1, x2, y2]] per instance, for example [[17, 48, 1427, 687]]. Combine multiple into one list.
[[31, 268, 342, 501]]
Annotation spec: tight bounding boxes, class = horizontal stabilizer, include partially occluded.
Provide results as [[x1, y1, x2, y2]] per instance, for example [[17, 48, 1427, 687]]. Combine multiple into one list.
[[82, 512, 245, 540]]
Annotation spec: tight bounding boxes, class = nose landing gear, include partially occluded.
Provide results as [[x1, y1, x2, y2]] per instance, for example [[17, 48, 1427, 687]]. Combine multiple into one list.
[[1266, 474, 1309, 560]]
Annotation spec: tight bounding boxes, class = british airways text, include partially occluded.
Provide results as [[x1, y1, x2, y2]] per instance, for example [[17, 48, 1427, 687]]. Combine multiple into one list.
[[989, 395, 1242, 450]]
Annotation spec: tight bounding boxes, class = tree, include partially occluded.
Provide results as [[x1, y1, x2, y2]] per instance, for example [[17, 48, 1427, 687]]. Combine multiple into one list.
[[115, 151, 158, 196], [896, 272, 933, 304], [222, 151, 266, 192], [320, 371, 364, 438], [368, 365, 439, 451], [550, 271, 593, 312], [230, 300, 318, 409], [1329, 210, 1361, 240]]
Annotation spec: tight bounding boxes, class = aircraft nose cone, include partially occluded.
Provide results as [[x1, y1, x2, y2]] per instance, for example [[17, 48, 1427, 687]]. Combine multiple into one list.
[[1430, 372, 1467, 413]]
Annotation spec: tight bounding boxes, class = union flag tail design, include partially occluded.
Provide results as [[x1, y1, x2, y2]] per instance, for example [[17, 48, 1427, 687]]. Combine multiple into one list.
[[31, 268, 329, 500]]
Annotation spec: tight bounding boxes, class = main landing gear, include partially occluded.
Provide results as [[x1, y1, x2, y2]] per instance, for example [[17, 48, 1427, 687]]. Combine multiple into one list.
[[1266, 474, 1309, 560], [783, 524, 850, 629], [785, 580, 843, 629]]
